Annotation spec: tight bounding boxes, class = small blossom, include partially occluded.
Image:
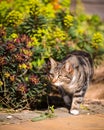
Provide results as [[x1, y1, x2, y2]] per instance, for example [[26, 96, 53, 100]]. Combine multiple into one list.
[[26, 62, 33, 69], [92, 32, 103, 44], [53, 27, 66, 41], [6, 42, 16, 52], [26, 42, 33, 48], [4, 72, 10, 78], [92, 32, 103, 49], [10, 33, 18, 39], [25, 77, 29, 81], [15, 38, 21, 44], [17, 83, 27, 94], [14, 53, 27, 62], [77, 27, 84, 35], [20, 34, 30, 43], [64, 15, 74, 27], [51, 1, 61, 10], [10, 75, 15, 82], [19, 63, 27, 69], [0, 80, 3, 86], [21, 48, 32, 57], [0, 56, 6, 65], [6, 10, 23, 26], [29, 75, 39, 84]]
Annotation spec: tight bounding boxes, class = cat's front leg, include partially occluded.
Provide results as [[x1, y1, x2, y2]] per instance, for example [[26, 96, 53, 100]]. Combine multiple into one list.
[[63, 95, 72, 110], [58, 87, 72, 109], [70, 90, 84, 115]]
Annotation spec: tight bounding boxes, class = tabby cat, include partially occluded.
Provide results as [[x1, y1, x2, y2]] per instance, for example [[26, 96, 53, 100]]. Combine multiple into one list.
[[48, 50, 93, 115]]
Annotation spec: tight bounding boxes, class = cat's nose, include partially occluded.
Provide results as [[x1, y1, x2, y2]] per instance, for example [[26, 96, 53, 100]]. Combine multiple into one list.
[[52, 78, 57, 83]]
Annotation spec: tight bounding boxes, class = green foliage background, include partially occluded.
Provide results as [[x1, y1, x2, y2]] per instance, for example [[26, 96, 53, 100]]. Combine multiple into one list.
[[0, 0, 104, 109]]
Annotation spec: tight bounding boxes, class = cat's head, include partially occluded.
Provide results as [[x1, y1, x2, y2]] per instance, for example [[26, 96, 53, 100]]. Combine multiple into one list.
[[48, 58, 74, 86]]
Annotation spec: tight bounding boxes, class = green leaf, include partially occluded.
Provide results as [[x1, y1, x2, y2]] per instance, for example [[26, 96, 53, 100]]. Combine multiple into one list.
[[31, 114, 47, 122]]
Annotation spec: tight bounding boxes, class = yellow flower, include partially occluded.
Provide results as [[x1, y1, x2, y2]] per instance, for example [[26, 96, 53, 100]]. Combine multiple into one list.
[[19, 63, 27, 69], [27, 41, 32, 48], [10, 75, 15, 82], [92, 32, 103, 49], [92, 32, 103, 44], [64, 15, 74, 27], [31, 36, 39, 46], [4, 72, 10, 78], [27, 63, 33, 70], [6, 10, 23, 26], [77, 27, 84, 35], [53, 27, 66, 41], [25, 77, 29, 81], [0, 24, 2, 28], [92, 42, 98, 49], [18, 83, 27, 94], [10, 33, 18, 39], [0, 80, 3, 86]]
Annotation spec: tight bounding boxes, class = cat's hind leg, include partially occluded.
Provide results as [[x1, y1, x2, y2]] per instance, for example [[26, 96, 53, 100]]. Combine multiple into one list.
[[70, 84, 88, 115]]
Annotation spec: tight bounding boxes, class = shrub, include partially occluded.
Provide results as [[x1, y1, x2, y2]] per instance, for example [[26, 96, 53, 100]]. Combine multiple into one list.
[[0, 0, 104, 109], [0, 34, 47, 109]]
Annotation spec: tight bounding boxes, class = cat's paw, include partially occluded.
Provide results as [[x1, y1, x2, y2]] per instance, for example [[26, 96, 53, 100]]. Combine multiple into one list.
[[70, 109, 79, 115]]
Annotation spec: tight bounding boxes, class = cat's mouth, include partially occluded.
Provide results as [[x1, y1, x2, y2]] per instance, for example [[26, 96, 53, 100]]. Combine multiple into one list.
[[48, 75, 62, 86], [51, 78, 63, 86], [53, 81, 63, 86], [51, 77, 58, 83]]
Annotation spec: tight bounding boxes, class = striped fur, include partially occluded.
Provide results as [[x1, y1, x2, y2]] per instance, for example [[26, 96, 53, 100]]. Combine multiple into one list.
[[49, 50, 93, 115]]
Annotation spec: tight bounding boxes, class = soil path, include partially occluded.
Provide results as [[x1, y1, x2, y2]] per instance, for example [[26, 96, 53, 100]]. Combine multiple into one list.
[[0, 114, 104, 130]]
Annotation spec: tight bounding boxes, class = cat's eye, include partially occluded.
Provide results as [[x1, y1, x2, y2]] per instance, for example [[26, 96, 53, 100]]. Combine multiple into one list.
[[58, 75, 62, 78], [49, 73, 54, 77], [65, 75, 69, 78], [65, 75, 71, 79]]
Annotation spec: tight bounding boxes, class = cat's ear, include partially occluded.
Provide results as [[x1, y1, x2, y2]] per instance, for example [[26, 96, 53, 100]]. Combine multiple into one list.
[[65, 61, 73, 73], [49, 58, 57, 69]]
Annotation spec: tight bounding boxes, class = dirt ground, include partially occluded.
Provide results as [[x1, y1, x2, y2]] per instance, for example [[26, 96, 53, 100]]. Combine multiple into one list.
[[0, 62, 104, 130]]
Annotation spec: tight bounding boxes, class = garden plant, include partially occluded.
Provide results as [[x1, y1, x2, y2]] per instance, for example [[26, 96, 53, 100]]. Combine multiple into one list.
[[0, 0, 104, 110]]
